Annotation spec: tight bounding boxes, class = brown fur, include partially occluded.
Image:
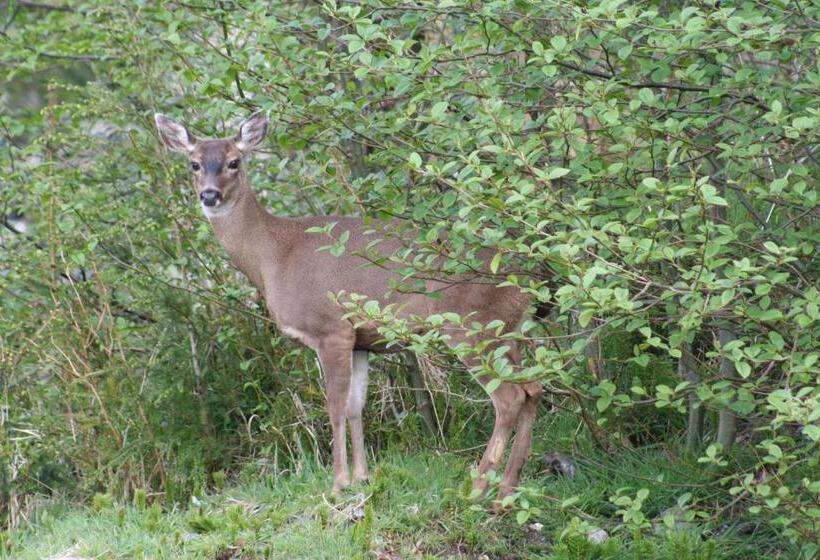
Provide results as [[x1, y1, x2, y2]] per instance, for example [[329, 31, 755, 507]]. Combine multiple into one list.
[[155, 112, 542, 497]]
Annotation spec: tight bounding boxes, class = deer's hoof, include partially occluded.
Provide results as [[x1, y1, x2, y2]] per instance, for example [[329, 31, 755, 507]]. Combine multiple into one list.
[[332, 476, 351, 497], [352, 472, 369, 485], [469, 478, 490, 501]]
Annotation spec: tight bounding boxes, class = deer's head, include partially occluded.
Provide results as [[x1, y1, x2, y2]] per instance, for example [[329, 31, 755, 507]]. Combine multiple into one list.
[[154, 112, 268, 217]]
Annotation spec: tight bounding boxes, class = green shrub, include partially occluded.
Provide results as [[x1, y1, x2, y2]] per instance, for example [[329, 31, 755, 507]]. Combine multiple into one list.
[[0, 1, 816, 555]]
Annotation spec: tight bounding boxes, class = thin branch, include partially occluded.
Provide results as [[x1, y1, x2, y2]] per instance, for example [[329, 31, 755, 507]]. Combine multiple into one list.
[[15, 0, 74, 11]]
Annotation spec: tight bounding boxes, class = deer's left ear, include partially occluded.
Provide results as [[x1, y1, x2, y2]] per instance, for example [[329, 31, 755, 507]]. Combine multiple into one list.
[[235, 111, 268, 152]]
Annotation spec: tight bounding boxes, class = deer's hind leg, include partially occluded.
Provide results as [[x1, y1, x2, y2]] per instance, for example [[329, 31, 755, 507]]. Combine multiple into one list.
[[473, 377, 526, 496], [447, 332, 527, 496], [499, 381, 542, 498]]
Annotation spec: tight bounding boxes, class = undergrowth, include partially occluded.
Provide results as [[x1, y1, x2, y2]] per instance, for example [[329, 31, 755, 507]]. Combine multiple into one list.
[[2, 413, 800, 560]]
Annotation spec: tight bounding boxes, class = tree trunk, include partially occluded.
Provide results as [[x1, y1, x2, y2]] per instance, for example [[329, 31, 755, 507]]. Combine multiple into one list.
[[404, 353, 439, 439], [710, 185, 738, 451], [716, 327, 738, 450], [678, 341, 703, 451]]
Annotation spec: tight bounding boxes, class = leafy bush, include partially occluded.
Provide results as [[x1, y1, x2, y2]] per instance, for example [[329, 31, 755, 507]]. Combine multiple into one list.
[[1, 0, 816, 555]]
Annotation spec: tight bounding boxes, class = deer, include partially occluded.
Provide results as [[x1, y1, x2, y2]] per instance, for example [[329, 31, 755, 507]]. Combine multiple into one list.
[[154, 111, 543, 499]]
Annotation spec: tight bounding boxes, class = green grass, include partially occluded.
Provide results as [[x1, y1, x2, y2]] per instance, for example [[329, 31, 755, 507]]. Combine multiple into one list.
[[2, 426, 800, 560], [3, 452, 518, 560]]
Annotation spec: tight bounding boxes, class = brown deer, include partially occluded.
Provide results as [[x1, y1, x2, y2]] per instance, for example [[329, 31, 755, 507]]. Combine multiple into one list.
[[154, 111, 542, 498]]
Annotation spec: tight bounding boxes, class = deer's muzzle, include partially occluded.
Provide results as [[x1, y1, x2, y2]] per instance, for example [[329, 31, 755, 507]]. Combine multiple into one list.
[[200, 189, 222, 207]]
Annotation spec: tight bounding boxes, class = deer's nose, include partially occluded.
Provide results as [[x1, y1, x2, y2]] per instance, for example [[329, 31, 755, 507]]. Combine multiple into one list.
[[200, 189, 222, 207]]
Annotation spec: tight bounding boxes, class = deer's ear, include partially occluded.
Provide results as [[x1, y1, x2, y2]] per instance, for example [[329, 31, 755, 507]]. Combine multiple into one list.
[[154, 114, 196, 154], [235, 111, 268, 152]]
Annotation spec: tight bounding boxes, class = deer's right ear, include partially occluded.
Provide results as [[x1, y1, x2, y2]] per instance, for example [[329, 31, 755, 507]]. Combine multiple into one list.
[[235, 111, 269, 152], [154, 114, 196, 154]]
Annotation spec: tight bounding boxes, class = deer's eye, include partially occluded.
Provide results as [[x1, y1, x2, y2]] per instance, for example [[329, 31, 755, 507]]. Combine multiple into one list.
[[190, 161, 201, 171], [227, 159, 240, 170]]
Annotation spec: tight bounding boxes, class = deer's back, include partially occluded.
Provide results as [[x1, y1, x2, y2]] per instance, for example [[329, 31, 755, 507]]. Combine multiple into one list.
[[261, 215, 529, 350]]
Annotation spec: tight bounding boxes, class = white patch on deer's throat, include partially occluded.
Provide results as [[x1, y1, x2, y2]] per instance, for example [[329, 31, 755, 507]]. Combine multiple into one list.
[[201, 198, 237, 219]]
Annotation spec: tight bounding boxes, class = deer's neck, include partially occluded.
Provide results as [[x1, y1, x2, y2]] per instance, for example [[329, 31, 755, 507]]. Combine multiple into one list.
[[206, 181, 284, 290]]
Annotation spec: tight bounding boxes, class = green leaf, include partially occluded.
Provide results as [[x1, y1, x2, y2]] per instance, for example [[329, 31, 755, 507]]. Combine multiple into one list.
[[490, 252, 502, 274], [638, 88, 655, 105], [485, 378, 501, 395], [347, 38, 364, 53], [430, 101, 448, 120], [700, 184, 727, 206], [769, 177, 788, 194], [548, 167, 570, 180], [408, 152, 422, 168], [578, 309, 594, 328]]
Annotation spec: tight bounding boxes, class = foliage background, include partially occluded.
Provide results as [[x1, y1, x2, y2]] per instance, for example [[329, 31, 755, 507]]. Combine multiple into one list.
[[0, 0, 817, 557]]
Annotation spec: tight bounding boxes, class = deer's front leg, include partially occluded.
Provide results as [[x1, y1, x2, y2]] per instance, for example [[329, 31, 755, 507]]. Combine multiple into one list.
[[347, 350, 370, 483], [317, 337, 354, 495]]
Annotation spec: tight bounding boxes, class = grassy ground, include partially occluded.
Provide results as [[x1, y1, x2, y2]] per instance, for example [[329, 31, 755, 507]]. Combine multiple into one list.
[[2, 413, 798, 559]]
